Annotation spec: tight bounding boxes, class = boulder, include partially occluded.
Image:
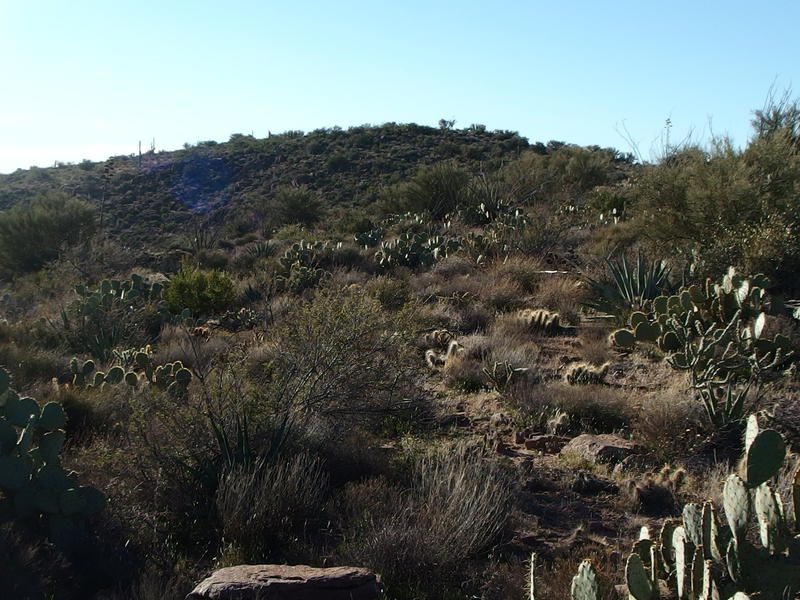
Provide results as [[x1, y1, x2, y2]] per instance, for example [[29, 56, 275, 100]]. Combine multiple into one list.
[[524, 435, 570, 454], [560, 434, 638, 465], [186, 564, 382, 600]]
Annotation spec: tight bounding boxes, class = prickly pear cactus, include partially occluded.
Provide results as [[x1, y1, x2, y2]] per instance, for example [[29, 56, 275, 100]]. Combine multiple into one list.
[[0, 367, 105, 546], [567, 414, 800, 600], [570, 560, 598, 600]]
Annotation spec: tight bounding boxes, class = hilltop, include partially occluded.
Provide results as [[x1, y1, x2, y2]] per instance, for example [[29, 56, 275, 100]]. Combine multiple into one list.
[[0, 123, 580, 245]]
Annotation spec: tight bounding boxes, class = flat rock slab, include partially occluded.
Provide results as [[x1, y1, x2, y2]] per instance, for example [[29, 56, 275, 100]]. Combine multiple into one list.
[[560, 434, 638, 465], [186, 564, 382, 600]]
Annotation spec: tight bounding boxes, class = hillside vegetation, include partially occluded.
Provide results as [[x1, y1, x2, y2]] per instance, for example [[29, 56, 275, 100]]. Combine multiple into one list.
[[1, 102, 800, 600]]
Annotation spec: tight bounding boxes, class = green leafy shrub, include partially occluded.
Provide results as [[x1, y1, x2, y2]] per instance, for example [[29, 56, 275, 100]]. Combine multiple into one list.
[[0, 193, 95, 277], [385, 161, 470, 219], [260, 185, 323, 229], [261, 289, 419, 428], [165, 264, 236, 315]]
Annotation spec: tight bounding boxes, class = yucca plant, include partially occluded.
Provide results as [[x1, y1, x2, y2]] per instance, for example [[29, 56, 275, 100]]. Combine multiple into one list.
[[583, 253, 674, 323]]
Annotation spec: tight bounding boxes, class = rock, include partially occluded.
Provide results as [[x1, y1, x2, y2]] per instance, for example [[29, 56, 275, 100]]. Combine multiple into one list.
[[437, 412, 471, 427], [513, 428, 530, 444], [612, 453, 663, 475], [186, 564, 382, 600], [560, 434, 638, 465], [571, 470, 619, 495], [524, 435, 570, 453]]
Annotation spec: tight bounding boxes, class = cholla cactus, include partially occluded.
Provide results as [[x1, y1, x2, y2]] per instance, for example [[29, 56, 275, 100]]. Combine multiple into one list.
[[422, 329, 455, 349], [424, 338, 466, 370], [518, 308, 563, 335], [564, 362, 609, 385]]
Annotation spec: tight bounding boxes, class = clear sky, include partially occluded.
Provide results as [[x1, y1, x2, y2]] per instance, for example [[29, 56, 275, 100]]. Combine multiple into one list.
[[1, 0, 798, 173]]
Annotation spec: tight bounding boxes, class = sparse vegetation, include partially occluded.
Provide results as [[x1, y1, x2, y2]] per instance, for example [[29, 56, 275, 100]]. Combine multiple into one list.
[[0, 106, 799, 598]]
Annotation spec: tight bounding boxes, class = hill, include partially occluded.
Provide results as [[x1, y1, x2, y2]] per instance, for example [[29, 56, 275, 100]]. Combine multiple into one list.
[[1, 103, 799, 599], [0, 123, 550, 245]]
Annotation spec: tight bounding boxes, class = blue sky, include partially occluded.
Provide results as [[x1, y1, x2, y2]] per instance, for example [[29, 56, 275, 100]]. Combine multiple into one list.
[[1, 0, 798, 173]]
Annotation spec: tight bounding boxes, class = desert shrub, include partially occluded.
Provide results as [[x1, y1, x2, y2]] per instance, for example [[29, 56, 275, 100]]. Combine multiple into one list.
[[630, 97, 800, 292], [632, 386, 704, 461], [368, 276, 410, 310], [260, 288, 420, 429], [260, 185, 323, 228], [338, 446, 512, 598], [0, 193, 95, 277], [501, 145, 618, 206], [384, 160, 470, 219], [165, 264, 236, 315], [215, 453, 329, 561]]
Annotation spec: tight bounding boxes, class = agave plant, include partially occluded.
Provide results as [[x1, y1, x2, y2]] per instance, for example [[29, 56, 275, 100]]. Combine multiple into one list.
[[583, 253, 674, 323]]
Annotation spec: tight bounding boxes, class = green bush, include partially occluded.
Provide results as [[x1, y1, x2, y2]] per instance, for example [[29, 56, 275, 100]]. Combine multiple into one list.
[[166, 264, 237, 315], [260, 185, 323, 229], [0, 193, 95, 277], [629, 95, 800, 293], [385, 161, 470, 219], [262, 289, 418, 428]]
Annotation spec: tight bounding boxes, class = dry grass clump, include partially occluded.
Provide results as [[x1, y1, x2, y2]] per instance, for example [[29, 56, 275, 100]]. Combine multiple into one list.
[[507, 381, 630, 434], [535, 550, 620, 600], [487, 255, 545, 293], [97, 570, 188, 600], [531, 275, 586, 324], [366, 275, 411, 310], [430, 254, 478, 278], [485, 330, 540, 369], [154, 324, 231, 377], [337, 446, 513, 597], [413, 268, 523, 312], [414, 300, 491, 334], [632, 385, 704, 461], [215, 453, 329, 561], [442, 354, 486, 392], [0, 342, 64, 390], [578, 324, 614, 365]]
